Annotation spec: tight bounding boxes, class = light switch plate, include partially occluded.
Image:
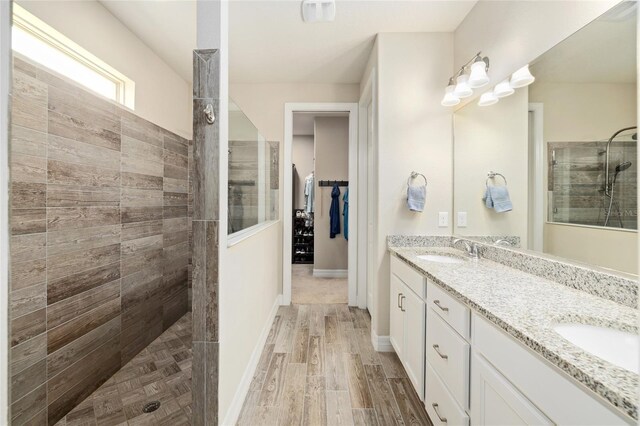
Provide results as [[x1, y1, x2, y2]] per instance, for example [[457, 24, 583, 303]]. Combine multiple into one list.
[[438, 212, 448, 227], [457, 212, 468, 227]]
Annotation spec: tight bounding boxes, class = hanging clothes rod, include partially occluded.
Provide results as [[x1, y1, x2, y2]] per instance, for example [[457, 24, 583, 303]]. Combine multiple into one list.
[[318, 180, 349, 187]]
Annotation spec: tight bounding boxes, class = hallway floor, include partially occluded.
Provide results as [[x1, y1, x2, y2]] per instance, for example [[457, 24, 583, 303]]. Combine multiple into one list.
[[237, 304, 432, 425], [56, 313, 192, 426], [292, 265, 348, 304]]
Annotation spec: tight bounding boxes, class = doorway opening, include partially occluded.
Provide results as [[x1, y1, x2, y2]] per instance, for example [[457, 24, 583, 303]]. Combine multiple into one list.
[[283, 103, 359, 306]]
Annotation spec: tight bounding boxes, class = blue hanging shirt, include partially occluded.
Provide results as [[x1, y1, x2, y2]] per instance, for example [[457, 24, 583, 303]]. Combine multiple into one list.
[[343, 189, 349, 240], [329, 184, 341, 238]]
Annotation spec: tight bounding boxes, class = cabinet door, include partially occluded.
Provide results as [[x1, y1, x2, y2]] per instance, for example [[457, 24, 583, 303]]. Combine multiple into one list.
[[389, 274, 404, 358], [402, 287, 425, 400], [471, 351, 552, 426]]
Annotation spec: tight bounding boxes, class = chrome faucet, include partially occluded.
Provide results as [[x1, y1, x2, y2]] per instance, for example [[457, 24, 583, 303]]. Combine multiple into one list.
[[452, 238, 480, 259], [494, 239, 512, 247]]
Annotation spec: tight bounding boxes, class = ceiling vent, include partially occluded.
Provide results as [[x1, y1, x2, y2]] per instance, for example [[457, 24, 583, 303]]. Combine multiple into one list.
[[301, 0, 336, 23]]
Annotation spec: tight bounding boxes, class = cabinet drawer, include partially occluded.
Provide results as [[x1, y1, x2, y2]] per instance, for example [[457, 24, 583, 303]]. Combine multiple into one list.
[[427, 280, 470, 339], [391, 255, 425, 298], [426, 308, 470, 409], [425, 361, 469, 426]]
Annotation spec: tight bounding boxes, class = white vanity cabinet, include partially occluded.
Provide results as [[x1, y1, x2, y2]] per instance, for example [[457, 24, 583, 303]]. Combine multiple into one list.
[[390, 256, 426, 400]]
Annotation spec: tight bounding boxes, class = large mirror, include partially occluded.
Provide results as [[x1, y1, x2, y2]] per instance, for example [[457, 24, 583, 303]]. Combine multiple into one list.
[[453, 1, 637, 275]]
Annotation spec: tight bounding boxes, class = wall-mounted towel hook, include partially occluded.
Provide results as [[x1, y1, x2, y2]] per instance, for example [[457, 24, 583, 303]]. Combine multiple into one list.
[[408, 171, 428, 187], [204, 103, 215, 124], [486, 171, 507, 186]]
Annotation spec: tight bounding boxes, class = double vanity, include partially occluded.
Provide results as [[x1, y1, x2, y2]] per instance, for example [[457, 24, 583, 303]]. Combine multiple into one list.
[[387, 236, 638, 425]]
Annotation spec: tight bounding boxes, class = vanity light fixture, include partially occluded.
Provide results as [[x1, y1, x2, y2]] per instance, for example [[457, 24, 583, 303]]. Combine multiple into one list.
[[441, 51, 490, 107], [510, 64, 535, 88], [478, 91, 499, 106], [441, 77, 461, 106], [493, 79, 515, 98], [468, 55, 490, 88], [301, 0, 336, 22]]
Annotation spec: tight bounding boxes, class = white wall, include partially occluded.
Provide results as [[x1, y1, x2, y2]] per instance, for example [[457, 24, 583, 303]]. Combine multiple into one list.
[[314, 116, 349, 271], [373, 33, 454, 336], [292, 135, 314, 210], [453, 0, 619, 109], [453, 89, 529, 244], [18, 0, 193, 139]]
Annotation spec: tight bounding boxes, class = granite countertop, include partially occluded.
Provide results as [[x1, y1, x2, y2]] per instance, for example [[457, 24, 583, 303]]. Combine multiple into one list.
[[388, 245, 639, 421]]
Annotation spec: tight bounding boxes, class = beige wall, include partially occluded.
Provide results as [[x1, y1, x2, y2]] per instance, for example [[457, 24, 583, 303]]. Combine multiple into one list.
[[454, 1, 618, 108], [529, 82, 638, 274], [18, 0, 193, 139], [453, 89, 529, 244], [314, 116, 349, 271], [292, 135, 314, 210], [373, 33, 454, 336]]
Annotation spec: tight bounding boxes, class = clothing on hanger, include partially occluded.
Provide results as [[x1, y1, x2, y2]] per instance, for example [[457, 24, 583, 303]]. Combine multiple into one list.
[[343, 188, 349, 240], [304, 172, 315, 213], [329, 184, 341, 238]]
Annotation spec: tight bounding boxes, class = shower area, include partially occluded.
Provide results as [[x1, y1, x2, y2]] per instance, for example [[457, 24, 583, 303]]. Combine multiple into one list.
[[548, 127, 637, 229]]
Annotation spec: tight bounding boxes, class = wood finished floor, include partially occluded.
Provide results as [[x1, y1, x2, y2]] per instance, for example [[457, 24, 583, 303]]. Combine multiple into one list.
[[237, 304, 433, 426]]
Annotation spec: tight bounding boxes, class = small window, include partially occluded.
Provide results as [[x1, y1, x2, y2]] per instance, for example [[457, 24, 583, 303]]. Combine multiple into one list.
[[11, 4, 135, 109]]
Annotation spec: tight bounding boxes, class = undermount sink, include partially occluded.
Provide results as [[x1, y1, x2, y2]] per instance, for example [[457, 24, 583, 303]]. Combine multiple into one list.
[[416, 254, 465, 264], [553, 323, 639, 374]]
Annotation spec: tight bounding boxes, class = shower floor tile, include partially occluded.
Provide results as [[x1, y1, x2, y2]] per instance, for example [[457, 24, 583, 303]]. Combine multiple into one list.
[[56, 313, 192, 426]]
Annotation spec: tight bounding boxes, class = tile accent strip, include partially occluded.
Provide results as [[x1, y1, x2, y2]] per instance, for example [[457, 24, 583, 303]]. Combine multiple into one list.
[[9, 55, 192, 425]]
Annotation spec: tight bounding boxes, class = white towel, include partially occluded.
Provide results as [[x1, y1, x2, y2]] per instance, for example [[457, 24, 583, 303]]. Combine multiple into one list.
[[407, 185, 426, 212]]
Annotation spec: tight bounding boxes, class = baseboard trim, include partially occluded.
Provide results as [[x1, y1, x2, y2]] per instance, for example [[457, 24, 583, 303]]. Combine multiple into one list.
[[312, 269, 348, 278], [221, 294, 282, 425], [371, 328, 394, 352]]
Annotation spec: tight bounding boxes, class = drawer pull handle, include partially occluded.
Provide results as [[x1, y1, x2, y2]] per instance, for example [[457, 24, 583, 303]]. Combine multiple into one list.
[[400, 295, 406, 312], [398, 293, 402, 308], [433, 300, 449, 312], [433, 344, 448, 359], [432, 403, 447, 423]]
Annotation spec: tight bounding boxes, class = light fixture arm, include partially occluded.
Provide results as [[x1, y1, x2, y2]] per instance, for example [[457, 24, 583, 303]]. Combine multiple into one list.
[[447, 51, 489, 83]]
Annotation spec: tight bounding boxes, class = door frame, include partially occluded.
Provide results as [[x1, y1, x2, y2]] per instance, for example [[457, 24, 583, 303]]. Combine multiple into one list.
[[283, 102, 359, 306], [528, 103, 544, 251]]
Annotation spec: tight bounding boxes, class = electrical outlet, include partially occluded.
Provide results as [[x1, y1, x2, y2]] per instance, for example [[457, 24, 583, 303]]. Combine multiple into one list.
[[438, 212, 449, 228], [457, 212, 468, 227]]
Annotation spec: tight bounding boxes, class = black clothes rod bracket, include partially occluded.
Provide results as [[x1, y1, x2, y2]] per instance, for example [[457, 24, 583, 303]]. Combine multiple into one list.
[[319, 180, 349, 187]]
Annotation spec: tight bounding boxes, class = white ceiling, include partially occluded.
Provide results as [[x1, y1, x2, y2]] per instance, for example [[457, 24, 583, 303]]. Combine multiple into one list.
[[99, 0, 476, 84], [532, 6, 637, 84], [293, 111, 349, 135]]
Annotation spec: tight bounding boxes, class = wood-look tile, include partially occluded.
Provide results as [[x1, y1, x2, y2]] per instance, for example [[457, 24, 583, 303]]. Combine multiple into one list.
[[47, 185, 120, 207], [11, 383, 46, 425], [47, 225, 120, 256], [47, 207, 120, 231], [121, 206, 163, 224], [48, 262, 120, 305], [325, 343, 347, 391], [48, 109, 120, 152], [303, 375, 327, 426], [325, 315, 339, 344], [47, 243, 120, 282], [355, 329, 380, 365], [12, 70, 47, 133], [121, 171, 163, 190], [11, 333, 47, 376], [164, 150, 188, 170], [389, 378, 432, 426], [11, 153, 47, 186], [163, 191, 188, 206], [350, 307, 370, 330], [326, 390, 355, 426], [48, 85, 119, 133], [163, 205, 188, 219], [47, 317, 120, 379], [11, 182, 46, 209], [352, 408, 379, 426], [193, 50, 219, 99], [291, 325, 310, 364], [364, 365, 403, 426], [121, 135, 164, 177], [237, 390, 260, 425], [274, 311, 296, 354], [11, 358, 46, 403], [10, 233, 46, 264], [192, 97, 220, 220], [12, 310, 46, 347], [122, 188, 163, 207], [121, 112, 164, 148], [345, 353, 372, 409], [379, 352, 408, 379], [48, 134, 120, 170], [21, 408, 47, 426], [310, 306, 326, 337], [192, 220, 219, 342], [10, 257, 46, 291], [249, 344, 275, 392], [47, 280, 120, 328], [121, 220, 163, 242], [258, 352, 289, 407], [47, 298, 120, 353], [11, 282, 46, 319], [164, 133, 189, 157], [11, 208, 46, 235], [48, 159, 120, 188], [307, 336, 325, 377], [251, 406, 280, 426], [278, 363, 306, 426], [11, 124, 47, 157]]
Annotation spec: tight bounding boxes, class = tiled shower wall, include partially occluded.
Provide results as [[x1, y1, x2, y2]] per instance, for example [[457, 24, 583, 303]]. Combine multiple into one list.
[[9, 56, 192, 425]]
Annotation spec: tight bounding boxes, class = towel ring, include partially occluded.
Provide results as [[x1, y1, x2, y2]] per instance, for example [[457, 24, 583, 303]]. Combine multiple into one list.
[[408, 171, 428, 187], [486, 171, 507, 187]]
